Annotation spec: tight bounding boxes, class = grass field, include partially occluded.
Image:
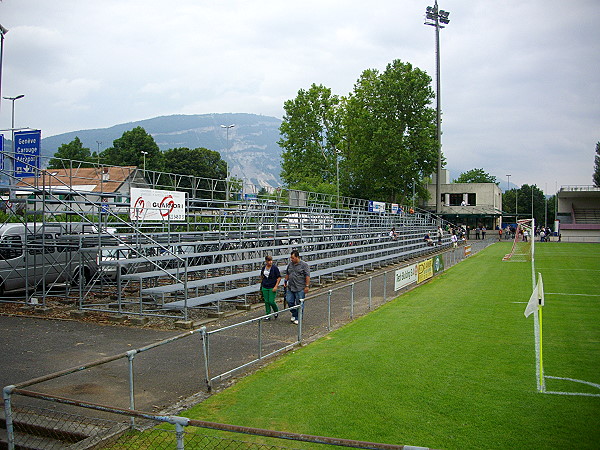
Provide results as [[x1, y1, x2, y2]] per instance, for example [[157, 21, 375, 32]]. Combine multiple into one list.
[[173, 243, 600, 448]]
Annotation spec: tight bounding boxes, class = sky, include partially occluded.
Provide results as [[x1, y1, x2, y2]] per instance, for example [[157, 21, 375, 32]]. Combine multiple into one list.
[[1, 0, 599, 193]]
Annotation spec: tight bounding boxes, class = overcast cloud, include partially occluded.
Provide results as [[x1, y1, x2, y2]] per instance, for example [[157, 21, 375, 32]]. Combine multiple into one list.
[[1, 0, 599, 192]]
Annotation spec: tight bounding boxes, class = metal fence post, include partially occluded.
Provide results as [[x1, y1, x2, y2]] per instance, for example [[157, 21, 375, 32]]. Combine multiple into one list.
[[183, 258, 189, 321], [368, 276, 372, 310], [126, 350, 136, 429], [350, 283, 355, 320], [3, 385, 15, 450], [176, 422, 185, 449], [327, 290, 332, 331], [201, 328, 212, 391], [383, 271, 387, 301], [298, 301, 303, 343], [258, 319, 263, 359]]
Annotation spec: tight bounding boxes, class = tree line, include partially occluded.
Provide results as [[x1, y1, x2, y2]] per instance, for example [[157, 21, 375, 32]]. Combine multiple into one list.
[[47, 126, 227, 181]]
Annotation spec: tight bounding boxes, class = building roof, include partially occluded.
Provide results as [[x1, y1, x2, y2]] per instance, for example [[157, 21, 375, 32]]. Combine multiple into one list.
[[16, 166, 138, 194]]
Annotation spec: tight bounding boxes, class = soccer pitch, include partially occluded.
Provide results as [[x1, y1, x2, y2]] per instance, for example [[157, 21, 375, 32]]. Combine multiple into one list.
[[183, 242, 600, 449]]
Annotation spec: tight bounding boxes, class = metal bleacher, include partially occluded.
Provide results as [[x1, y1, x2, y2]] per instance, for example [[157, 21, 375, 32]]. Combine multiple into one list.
[[1, 154, 449, 320], [118, 226, 449, 312]]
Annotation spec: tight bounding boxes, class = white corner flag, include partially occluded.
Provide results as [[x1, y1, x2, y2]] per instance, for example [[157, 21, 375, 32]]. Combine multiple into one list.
[[524, 273, 546, 392], [524, 273, 545, 317]]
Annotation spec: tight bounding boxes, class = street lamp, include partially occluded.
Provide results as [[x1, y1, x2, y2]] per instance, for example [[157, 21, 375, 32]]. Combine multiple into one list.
[[0, 23, 8, 116], [334, 148, 342, 209], [3, 94, 25, 180], [96, 141, 102, 165], [221, 124, 235, 202], [425, 1, 450, 214], [140, 150, 148, 172], [506, 174, 512, 223], [220, 124, 235, 178]]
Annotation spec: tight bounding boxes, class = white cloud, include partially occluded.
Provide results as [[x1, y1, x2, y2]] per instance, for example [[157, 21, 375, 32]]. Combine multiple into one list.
[[0, 0, 598, 189]]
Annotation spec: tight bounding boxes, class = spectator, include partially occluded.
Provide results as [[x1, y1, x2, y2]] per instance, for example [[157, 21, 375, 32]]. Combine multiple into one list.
[[260, 255, 281, 319], [424, 233, 434, 246], [285, 250, 310, 325]]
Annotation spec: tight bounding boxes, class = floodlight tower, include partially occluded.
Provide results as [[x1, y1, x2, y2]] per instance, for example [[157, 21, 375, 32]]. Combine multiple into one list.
[[425, 1, 450, 214]]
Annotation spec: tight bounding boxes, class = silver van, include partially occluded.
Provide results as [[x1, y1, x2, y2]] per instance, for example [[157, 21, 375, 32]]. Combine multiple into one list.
[[0, 222, 102, 296]]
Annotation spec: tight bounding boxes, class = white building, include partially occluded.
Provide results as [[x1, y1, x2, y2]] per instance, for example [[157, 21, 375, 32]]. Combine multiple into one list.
[[556, 185, 600, 242], [422, 170, 503, 229]]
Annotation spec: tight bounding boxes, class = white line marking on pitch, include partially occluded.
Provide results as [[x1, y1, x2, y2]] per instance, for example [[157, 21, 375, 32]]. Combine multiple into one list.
[[546, 293, 600, 297]]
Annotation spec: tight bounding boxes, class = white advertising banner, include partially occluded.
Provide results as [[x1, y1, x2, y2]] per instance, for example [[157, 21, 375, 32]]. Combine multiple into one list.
[[368, 200, 386, 213], [130, 188, 186, 221], [395, 264, 418, 291]]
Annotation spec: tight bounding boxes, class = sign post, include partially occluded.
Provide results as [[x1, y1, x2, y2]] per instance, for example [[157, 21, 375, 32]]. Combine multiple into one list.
[[13, 130, 41, 178]]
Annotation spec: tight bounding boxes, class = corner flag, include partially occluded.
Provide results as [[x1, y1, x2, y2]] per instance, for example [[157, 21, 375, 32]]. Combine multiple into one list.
[[524, 273, 544, 318]]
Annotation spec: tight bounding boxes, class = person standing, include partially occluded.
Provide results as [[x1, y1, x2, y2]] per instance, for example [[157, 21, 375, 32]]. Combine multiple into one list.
[[451, 232, 458, 248], [481, 226, 487, 240], [285, 250, 310, 325], [260, 255, 281, 319]]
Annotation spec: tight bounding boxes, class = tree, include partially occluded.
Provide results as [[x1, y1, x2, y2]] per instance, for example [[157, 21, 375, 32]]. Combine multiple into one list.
[[454, 168, 497, 184], [343, 59, 437, 203], [163, 147, 226, 180], [279, 84, 342, 189], [48, 137, 93, 168], [502, 184, 547, 226], [161, 147, 227, 199], [593, 141, 600, 187], [100, 127, 162, 169]]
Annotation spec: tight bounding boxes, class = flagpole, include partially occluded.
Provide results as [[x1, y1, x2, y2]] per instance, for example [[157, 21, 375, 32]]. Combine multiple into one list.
[[533, 309, 541, 391], [525, 270, 545, 392], [539, 297, 545, 392], [531, 218, 536, 291]]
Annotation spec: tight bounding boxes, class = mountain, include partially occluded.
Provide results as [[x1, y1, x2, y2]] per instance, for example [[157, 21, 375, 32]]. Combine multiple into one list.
[[40, 113, 284, 188]]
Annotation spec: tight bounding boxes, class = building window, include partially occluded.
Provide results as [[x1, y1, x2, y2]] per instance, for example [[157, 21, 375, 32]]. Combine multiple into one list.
[[468, 193, 476, 205], [449, 194, 463, 206]]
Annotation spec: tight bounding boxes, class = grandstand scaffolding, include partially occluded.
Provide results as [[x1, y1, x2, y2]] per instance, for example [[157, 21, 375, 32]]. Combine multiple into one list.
[[0, 154, 449, 320]]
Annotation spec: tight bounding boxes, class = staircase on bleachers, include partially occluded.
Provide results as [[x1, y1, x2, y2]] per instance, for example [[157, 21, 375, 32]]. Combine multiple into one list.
[[573, 208, 600, 224]]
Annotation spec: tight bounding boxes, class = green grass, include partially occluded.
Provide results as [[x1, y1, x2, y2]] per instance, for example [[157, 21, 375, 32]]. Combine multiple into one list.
[[139, 243, 600, 449]]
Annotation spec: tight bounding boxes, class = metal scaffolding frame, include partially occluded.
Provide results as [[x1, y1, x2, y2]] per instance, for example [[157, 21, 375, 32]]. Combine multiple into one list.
[[0, 154, 447, 320]]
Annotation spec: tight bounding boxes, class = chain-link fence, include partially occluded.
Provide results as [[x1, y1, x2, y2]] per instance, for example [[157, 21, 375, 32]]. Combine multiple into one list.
[[3, 240, 493, 449], [3, 389, 428, 449]]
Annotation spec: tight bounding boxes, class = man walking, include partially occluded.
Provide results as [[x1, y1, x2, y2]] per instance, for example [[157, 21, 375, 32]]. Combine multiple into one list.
[[285, 250, 310, 325]]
